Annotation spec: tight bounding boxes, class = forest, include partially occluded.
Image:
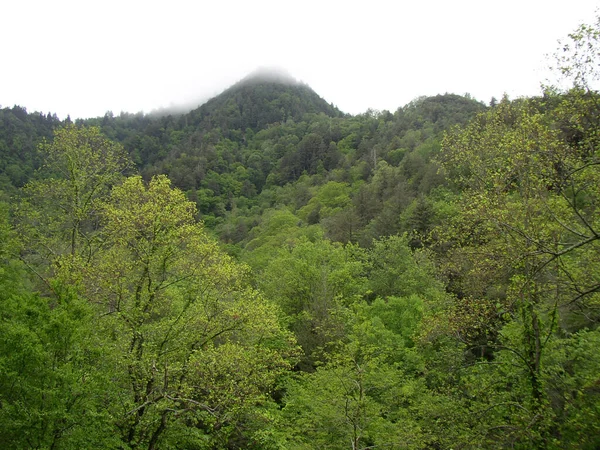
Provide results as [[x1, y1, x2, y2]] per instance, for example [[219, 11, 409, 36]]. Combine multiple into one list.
[[1, 18, 600, 450]]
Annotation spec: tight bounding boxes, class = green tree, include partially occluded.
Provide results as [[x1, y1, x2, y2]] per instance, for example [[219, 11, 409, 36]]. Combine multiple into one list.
[[280, 289, 436, 449], [17, 124, 132, 264], [438, 48, 600, 444], [257, 238, 366, 370], [70, 175, 295, 449], [366, 234, 445, 302], [0, 203, 116, 449]]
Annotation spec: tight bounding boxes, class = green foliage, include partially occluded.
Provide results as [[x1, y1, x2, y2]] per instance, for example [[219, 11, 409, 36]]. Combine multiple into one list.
[[279, 256, 445, 449], [255, 238, 366, 369], [0, 205, 117, 449], [548, 328, 600, 448], [366, 234, 445, 303], [16, 124, 133, 266], [4, 18, 600, 448], [68, 175, 297, 449], [281, 353, 424, 449], [433, 23, 600, 444], [0, 106, 62, 193], [0, 285, 119, 449]]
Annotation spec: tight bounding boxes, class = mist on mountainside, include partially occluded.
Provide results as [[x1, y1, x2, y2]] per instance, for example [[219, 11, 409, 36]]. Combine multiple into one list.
[[238, 66, 300, 86], [145, 67, 302, 118], [146, 95, 212, 117]]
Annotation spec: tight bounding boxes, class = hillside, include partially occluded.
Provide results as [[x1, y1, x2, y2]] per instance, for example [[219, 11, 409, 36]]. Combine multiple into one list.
[[2, 34, 600, 446], [62, 77, 479, 237], [0, 106, 61, 196], [0, 81, 486, 235], [186, 69, 343, 134], [3, 16, 600, 449]]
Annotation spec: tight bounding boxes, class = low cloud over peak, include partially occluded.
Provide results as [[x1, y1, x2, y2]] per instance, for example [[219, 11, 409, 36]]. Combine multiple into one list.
[[240, 66, 300, 86]]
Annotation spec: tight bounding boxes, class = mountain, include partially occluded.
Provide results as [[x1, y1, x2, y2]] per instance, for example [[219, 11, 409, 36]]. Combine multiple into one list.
[[238, 66, 300, 86], [185, 69, 344, 135], [4, 19, 600, 448], [76, 70, 343, 167], [0, 72, 486, 210], [0, 106, 62, 195]]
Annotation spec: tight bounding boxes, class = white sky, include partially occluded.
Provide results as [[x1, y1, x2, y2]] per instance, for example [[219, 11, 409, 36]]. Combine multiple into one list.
[[2, 0, 598, 119]]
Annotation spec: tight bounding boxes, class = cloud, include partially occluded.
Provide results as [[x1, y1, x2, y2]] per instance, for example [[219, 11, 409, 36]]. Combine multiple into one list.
[[2, 0, 598, 118]]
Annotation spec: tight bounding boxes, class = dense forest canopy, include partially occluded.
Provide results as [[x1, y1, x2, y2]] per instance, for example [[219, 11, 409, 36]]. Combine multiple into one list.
[[1, 17, 600, 449]]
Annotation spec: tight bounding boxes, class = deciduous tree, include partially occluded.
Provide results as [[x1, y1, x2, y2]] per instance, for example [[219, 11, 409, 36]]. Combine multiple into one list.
[[70, 175, 295, 449]]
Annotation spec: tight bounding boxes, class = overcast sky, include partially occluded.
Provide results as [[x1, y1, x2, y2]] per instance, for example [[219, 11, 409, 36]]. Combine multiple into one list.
[[2, 1, 598, 119]]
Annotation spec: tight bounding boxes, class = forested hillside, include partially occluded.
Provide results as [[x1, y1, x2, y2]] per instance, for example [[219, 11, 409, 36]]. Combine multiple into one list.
[[1, 18, 600, 449], [0, 106, 62, 196]]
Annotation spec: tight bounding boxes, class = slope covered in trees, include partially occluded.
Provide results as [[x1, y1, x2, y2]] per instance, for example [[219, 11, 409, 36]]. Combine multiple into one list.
[[1, 17, 600, 449], [0, 106, 62, 196]]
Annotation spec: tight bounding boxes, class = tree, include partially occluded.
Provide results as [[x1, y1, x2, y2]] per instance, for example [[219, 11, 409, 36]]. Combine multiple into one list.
[[17, 124, 132, 265], [280, 289, 440, 449], [0, 202, 117, 449], [437, 45, 600, 444], [366, 234, 445, 303], [68, 175, 295, 449], [256, 238, 366, 370]]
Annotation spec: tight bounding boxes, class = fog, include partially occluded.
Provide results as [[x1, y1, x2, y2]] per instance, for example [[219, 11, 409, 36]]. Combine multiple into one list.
[[1, 0, 598, 119]]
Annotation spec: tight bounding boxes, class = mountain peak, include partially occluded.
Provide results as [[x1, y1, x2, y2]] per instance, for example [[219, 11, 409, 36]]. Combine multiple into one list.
[[185, 67, 342, 135], [239, 66, 300, 86]]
